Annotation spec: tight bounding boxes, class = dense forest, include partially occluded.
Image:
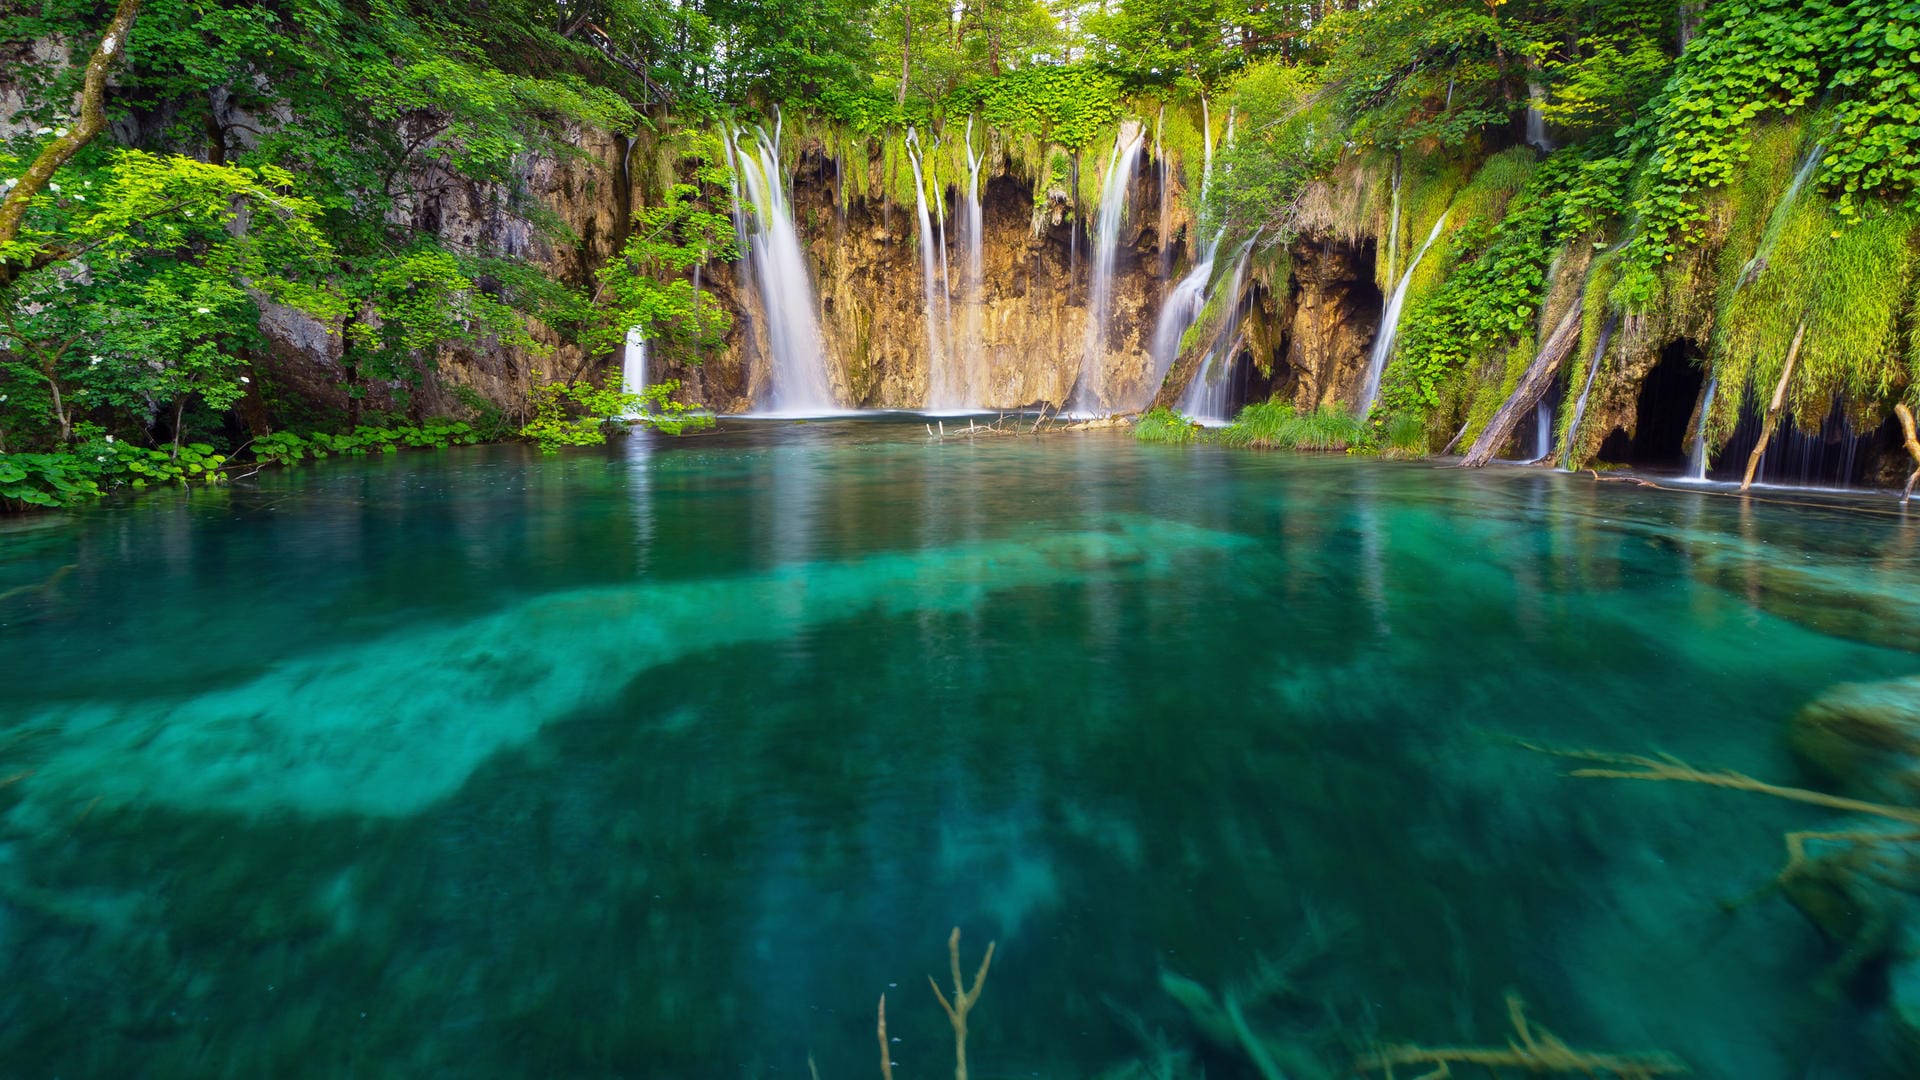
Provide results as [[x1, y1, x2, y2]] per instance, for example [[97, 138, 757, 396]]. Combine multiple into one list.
[[3, 0, 1919, 506]]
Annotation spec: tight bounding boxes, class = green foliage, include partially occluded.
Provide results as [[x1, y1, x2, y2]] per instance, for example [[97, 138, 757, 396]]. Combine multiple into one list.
[[1133, 406, 1202, 444], [1384, 148, 1627, 418], [1217, 401, 1366, 451], [591, 183, 737, 365], [518, 377, 712, 453], [1623, 0, 1920, 308], [251, 420, 479, 466], [0, 451, 102, 509], [950, 66, 1126, 152]]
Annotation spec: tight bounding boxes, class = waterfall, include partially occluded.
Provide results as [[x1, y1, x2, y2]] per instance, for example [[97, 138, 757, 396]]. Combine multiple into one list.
[[1384, 156, 1402, 289], [906, 129, 961, 410], [1357, 211, 1449, 416], [1533, 398, 1553, 460], [620, 327, 649, 419], [1154, 105, 1172, 279], [1200, 97, 1215, 208], [1688, 141, 1823, 474], [1560, 314, 1617, 469], [1525, 82, 1552, 152], [1065, 122, 1145, 416], [1128, 229, 1223, 412], [1177, 237, 1258, 424], [1686, 377, 1717, 479], [1740, 143, 1825, 287], [960, 118, 986, 407], [726, 123, 838, 416]]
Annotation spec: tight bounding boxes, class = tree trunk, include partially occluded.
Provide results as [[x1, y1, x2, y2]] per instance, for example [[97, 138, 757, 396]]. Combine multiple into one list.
[[1739, 319, 1806, 491], [0, 0, 143, 287], [1893, 402, 1918, 504], [1461, 303, 1583, 467], [896, 4, 912, 106]]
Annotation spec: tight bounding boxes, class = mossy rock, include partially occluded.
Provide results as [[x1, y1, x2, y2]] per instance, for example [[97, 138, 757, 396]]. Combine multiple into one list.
[[1790, 677, 1920, 806]]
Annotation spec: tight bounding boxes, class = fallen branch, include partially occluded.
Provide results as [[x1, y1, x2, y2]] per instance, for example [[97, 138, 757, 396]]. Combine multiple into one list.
[[1461, 303, 1584, 468], [928, 927, 995, 1080], [877, 994, 894, 1080], [1896, 403, 1919, 504], [1740, 319, 1806, 492], [1355, 995, 1686, 1078]]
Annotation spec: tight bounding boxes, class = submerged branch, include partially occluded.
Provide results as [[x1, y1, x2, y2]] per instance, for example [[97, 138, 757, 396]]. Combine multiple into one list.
[[1356, 995, 1686, 1078]]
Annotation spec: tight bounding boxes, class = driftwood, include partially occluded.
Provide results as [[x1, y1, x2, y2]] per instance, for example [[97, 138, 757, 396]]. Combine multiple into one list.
[[1739, 319, 1806, 492], [1356, 995, 1686, 1078], [1461, 304, 1584, 467], [1528, 744, 1920, 882], [876, 994, 894, 1080], [1896, 403, 1920, 504]]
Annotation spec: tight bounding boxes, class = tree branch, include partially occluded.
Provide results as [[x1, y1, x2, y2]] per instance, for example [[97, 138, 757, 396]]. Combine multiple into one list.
[[0, 0, 144, 288]]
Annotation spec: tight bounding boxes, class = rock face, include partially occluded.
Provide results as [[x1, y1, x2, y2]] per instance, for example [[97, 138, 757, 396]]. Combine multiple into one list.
[[1277, 239, 1382, 412]]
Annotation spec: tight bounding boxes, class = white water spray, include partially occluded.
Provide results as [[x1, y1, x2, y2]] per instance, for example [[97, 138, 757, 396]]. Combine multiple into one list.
[[1177, 237, 1258, 424], [1357, 211, 1449, 416], [726, 122, 838, 415], [621, 327, 649, 419], [1066, 122, 1145, 416], [906, 129, 961, 409], [1129, 229, 1223, 412], [1561, 314, 1617, 469]]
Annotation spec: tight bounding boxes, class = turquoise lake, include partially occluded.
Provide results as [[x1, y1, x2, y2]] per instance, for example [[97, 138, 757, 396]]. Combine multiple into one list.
[[3, 418, 1919, 1077]]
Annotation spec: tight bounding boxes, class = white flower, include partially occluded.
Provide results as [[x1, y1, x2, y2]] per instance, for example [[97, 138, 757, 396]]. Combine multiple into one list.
[[72, 194, 83, 202], [196, 306, 211, 314], [105, 435, 115, 443], [0, 394, 8, 403], [47, 182, 59, 193], [33, 126, 50, 136], [239, 376, 250, 384], [89, 355, 101, 366], [54, 127, 68, 137], [97, 455, 107, 462]]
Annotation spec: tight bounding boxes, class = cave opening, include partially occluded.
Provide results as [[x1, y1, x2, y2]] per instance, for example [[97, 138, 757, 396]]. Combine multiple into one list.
[[1709, 397, 1887, 488], [1597, 340, 1704, 469]]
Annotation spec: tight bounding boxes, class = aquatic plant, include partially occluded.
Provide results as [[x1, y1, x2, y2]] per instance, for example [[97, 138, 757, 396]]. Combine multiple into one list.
[[1133, 406, 1201, 444], [1218, 402, 1367, 452], [1355, 995, 1687, 1078]]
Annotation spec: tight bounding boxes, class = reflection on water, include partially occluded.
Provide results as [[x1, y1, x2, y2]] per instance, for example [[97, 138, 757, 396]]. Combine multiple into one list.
[[2, 420, 1918, 1077]]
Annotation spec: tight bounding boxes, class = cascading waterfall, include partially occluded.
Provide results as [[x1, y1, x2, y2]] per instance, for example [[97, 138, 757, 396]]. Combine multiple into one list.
[[1154, 106, 1173, 280], [1177, 237, 1258, 424], [1689, 141, 1824, 478], [1356, 211, 1449, 416], [725, 121, 838, 415], [620, 327, 649, 419], [1686, 377, 1718, 479], [1561, 314, 1618, 469], [1065, 122, 1145, 416], [960, 118, 986, 407], [1525, 82, 1552, 152], [1129, 229, 1223, 412], [906, 128, 961, 410], [1533, 398, 1554, 460]]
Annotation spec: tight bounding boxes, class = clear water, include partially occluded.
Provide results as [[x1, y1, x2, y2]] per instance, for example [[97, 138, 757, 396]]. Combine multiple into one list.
[[3, 420, 1918, 1077]]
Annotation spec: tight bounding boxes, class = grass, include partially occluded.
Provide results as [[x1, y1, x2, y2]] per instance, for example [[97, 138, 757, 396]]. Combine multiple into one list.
[[1133, 406, 1202, 444], [1216, 401, 1367, 451]]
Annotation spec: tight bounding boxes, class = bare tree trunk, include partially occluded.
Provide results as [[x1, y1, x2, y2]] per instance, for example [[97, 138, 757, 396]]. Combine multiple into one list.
[[896, 3, 912, 106], [1739, 319, 1806, 492], [0, 0, 143, 288], [1893, 402, 1918, 503], [1461, 303, 1583, 467]]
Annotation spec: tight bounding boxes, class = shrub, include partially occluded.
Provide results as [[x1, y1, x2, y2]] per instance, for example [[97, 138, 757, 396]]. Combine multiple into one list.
[[1133, 406, 1201, 445]]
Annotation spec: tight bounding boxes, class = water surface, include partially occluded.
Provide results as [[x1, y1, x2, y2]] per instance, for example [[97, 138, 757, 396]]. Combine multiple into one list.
[[4, 420, 1918, 1077]]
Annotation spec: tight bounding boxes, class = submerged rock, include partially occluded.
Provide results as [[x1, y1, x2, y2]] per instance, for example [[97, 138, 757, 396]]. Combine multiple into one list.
[[1790, 676, 1920, 805]]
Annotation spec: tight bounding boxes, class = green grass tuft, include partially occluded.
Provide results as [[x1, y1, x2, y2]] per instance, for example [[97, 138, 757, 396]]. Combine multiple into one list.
[[1217, 402, 1367, 451], [1133, 407, 1202, 444]]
